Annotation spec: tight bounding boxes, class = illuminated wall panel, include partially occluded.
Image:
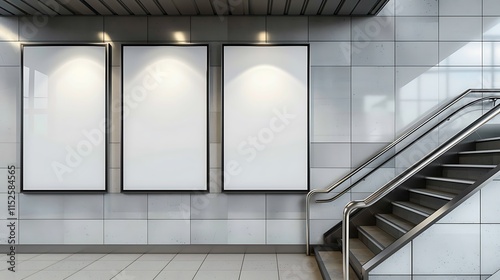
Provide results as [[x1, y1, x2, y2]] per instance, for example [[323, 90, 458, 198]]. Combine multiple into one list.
[[22, 44, 108, 192], [222, 45, 309, 191], [122, 45, 208, 191]]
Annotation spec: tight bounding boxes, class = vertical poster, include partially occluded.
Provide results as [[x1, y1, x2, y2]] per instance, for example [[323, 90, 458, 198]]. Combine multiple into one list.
[[22, 44, 108, 192], [122, 45, 208, 191], [222, 45, 309, 191]]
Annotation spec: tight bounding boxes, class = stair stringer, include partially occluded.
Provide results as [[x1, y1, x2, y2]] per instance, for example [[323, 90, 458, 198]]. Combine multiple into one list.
[[363, 166, 500, 279]]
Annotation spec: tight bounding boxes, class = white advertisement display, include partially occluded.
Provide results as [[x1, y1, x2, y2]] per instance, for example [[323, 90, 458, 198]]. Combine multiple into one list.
[[122, 45, 208, 191], [22, 45, 108, 192], [222, 45, 309, 191]]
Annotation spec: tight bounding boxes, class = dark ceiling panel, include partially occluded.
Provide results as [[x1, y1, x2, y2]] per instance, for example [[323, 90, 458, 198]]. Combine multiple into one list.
[[249, 0, 267, 15], [337, 0, 360, 15], [231, 0, 247, 15], [304, 0, 323, 15], [0, 1, 26, 15], [156, 0, 179, 15], [271, 0, 286, 15], [0, 7, 12, 15], [99, 0, 130, 15], [193, 0, 213, 14], [4, 0, 390, 16], [352, 0, 379, 15], [171, 0, 197, 15], [139, 0, 164, 15], [287, 0, 303, 15], [120, 0, 148, 15], [5, 0, 42, 15], [22, 0, 59, 15], [83, 0, 114, 15], [60, 0, 96, 15], [320, 0, 341, 15]]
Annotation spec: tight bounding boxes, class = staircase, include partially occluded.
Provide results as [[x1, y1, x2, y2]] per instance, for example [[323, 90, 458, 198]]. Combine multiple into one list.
[[315, 135, 500, 279]]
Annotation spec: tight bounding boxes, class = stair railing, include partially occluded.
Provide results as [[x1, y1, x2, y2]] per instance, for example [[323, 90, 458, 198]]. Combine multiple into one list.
[[306, 89, 500, 256], [342, 101, 500, 280]]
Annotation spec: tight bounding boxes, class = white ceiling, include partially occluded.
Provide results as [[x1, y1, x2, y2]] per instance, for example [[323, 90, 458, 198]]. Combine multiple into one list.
[[0, 0, 390, 16]]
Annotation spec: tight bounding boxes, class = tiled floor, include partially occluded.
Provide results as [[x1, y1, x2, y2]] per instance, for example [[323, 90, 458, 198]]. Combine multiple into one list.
[[0, 253, 323, 280]]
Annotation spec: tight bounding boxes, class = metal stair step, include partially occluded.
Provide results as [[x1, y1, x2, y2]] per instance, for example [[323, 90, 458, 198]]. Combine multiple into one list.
[[425, 176, 474, 194], [376, 213, 414, 239], [358, 226, 395, 254], [459, 150, 500, 165], [392, 201, 433, 225], [476, 137, 500, 150], [409, 188, 455, 200], [349, 238, 375, 266], [441, 164, 495, 181]]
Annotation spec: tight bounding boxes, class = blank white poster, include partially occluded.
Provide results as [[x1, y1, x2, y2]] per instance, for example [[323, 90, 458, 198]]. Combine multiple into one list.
[[122, 45, 208, 191], [22, 45, 107, 191], [223, 45, 309, 191]]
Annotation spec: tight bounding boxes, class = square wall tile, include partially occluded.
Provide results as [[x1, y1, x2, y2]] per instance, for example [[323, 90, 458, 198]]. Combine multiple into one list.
[[352, 42, 394, 66], [311, 143, 351, 168], [437, 192, 480, 224], [104, 16, 147, 41], [227, 17, 266, 42], [438, 67, 482, 102], [0, 17, 18, 41], [20, 16, 102, 42], [351, 168, 395, 193], [147, 17, 190, 42], [266, 194, 305, 219], [351, 67, 395, 142], [191, 220, 266, 244], [351, 17, 394, 41], [310, 168, 351, 190], [104, 194, 147, 219], [371, 242, 411, 275], [396, 42, 438, 66], [439, 17, 482, 41], [481, 224, 500, 274], [484, 0, 500, 16], [0, 42, 20, 66], [191, 193, 228, 219], [0, 67, 20, 143], [483, 42, 500, 66], [19, 194, 103, 219], [395, 17, 438, 41], [0, 143, 18, 166], [104, 220, 147, 244], [481, 181, 500, 223], [312, 97, 351, 142], [148, 194, 190, 220], [396, 0, 438, 16], [413, 224, 480, 274], [148, 220, 190, 244], [439, 42, 482, 66], [351, 143, 394, 167], [20, 220, 103, 244], [439, 0, 482, 16], [310, 42, 350, 66], [227, 195, 266, 219], [266, 220, 305, 244], [311, 67, 350, 100], [267, 17, 308, 42], [191, 17, 228, 42], [309, 17, 350, 41]]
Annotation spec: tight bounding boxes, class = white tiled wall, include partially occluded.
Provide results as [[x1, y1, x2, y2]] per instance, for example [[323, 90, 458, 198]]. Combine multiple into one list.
[[0, 1, 500, 266]]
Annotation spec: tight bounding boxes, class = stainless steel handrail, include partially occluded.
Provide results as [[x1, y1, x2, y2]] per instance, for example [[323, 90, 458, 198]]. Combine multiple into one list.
[[342, 101, 500, 280], [305, 89, 500, 255]]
